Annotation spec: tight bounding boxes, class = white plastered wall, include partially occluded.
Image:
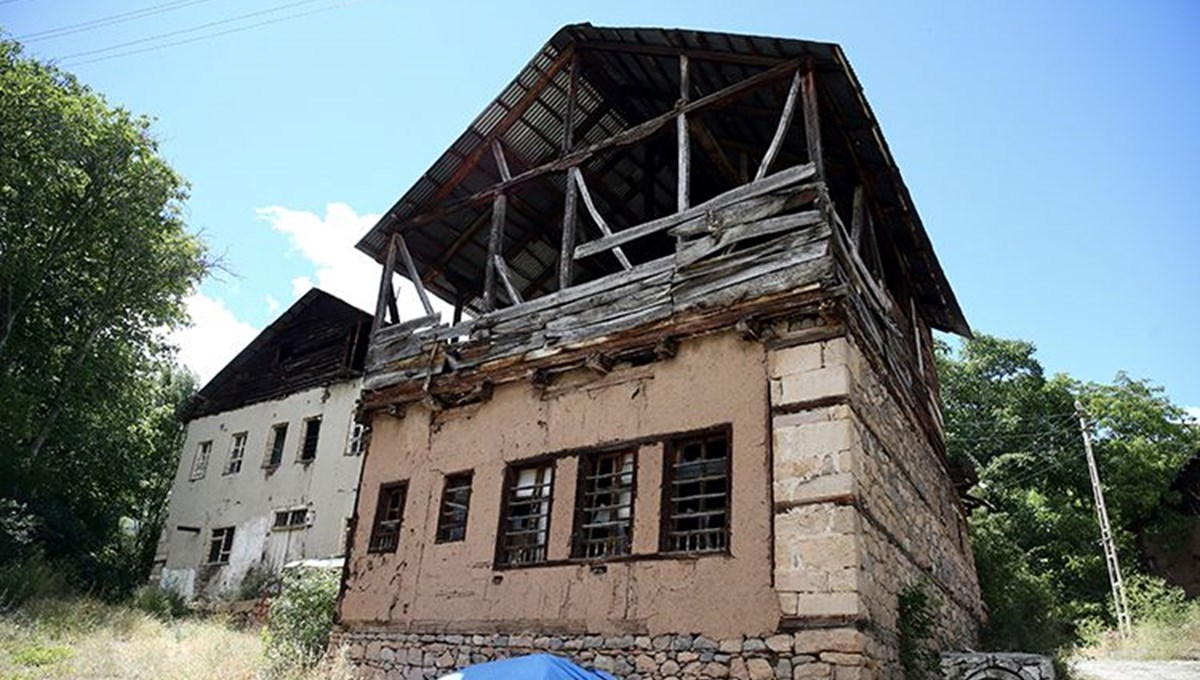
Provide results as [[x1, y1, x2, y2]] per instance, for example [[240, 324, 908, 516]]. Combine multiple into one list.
[[155, 378, 363, 600]]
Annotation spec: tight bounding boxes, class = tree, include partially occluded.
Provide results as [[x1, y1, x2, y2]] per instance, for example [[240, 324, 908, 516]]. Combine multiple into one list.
[[936, 334, 1198, 651], [0, 38, 208, 595]]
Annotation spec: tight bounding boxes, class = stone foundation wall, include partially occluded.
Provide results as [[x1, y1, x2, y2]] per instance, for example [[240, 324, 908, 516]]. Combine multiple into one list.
[[333, 628, 875, 680]]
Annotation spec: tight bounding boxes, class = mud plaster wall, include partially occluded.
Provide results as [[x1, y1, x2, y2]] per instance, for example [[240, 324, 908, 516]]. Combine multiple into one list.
[[340, 331, 779, 639]]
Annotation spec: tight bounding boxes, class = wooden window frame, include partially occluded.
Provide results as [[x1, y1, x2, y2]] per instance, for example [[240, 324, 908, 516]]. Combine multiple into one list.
[[572, 449, 636, 559], [367, 481, 408, 554], [435, 471, 473, 544], [298, 416, 321, 463], [225, 432, 248, 475], [265, 423, 288, 468], [272, 507, 310, 531], [345, 423, 369, 457], [206, 526, 235, 565], [190, 440, 212, 481], [495, 459, 555, 567], [660, 427, 731, 555]]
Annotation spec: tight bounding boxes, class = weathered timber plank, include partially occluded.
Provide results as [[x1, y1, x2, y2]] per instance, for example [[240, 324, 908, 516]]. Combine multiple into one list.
[[755, 67, 802, 181], [675, 210, 825, 267], [677, 54, 691, 212], [483, 193, 507, 311], [669, 184, 819, 239], [372, 236, 398, 332], [801, 65, 824, 179], [575, 162, 816, 259]]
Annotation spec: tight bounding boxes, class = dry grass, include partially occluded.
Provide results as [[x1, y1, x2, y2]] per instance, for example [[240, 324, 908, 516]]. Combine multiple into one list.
[[0, 598, 355, 680]]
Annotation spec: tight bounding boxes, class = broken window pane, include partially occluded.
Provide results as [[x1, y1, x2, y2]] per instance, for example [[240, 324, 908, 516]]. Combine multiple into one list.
[[573, 450, 635, 559], [207, 526, 234, 564], [498, 462, 554, 565], [190, 441, 212, 481], [368, 482, 407, 553], [300, 417, 321, 462], [267, 423, 288, 467], [435, 472, 473, 543]]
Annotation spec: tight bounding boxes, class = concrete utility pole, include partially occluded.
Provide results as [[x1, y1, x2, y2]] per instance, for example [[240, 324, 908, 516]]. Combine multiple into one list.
[[1075, 399, 1133, 638]]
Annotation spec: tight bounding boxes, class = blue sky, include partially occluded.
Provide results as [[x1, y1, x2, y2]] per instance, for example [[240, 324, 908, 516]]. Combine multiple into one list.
[[3, 1, 1198, 411]]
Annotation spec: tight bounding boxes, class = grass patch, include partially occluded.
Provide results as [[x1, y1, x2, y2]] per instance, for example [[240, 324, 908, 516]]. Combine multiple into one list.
[[1075, 575, 1200, 661]]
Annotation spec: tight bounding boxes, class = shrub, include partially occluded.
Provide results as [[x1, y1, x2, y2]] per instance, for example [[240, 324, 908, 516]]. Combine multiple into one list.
[[262, 566, 340, 678], [130, 584, 189, 620], [0, 549, 74, 611]]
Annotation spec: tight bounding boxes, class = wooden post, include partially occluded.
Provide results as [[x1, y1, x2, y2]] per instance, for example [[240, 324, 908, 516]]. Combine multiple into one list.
[[484, 192, 507, 311], [677, 54, 691, 212], [395, 233, 435, 317], [492, 140, 512, 182], [494, 255, 524, 305], [849, 185, 865, 246], [559, 51, 580, 291], [800, 64, 823, 180], [372, 235, 398, 332], [755, 67, 802, 181]]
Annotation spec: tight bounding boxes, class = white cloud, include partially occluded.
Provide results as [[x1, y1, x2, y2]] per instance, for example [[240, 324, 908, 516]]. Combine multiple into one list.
[[265, 295, 280, 314], [172, 292, 260, 385], [258, 203, 450, 319], [1185, 407, 1200, 424]]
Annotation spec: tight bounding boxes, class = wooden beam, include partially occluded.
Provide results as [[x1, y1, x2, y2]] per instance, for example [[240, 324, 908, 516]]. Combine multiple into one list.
[[800, 64, 824, 179], [483, 193, 507, 311], [755, 67, 802, 181], [491, 140, 512, 181], [677, 54, 690, 212], [372, 236, 398, 332], [571, 167, 632, 270], [849, 185, 865, 246], [395, 233, 435, 317], [493, 255, 524, 305], [389, 58, 803, 234], [558, 51, 580, 291]]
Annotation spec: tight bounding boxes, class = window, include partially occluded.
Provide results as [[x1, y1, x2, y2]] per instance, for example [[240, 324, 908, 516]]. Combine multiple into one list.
[[225, 432, 247, 475], [662, 431, 730, 554], [345, 423, 368, 456], [498, 461, 554, 566], [207, 527, 235, 564], [367, 482, 407, 553], [189, 441, 212, 481], [266, 423, 288, 467], [272, 507, 309, 530], [435, 472, 473, 543], [573, 450, 635, 559], [299, 417, 321, 462]]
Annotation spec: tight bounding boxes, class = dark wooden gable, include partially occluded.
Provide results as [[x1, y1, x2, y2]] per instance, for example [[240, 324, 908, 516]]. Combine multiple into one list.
[[181, 289, 372, 421]]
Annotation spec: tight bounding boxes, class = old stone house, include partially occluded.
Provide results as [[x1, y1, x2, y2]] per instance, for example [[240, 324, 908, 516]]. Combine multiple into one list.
[[154, 289, 371, 600], [335, 25, 983, 679]]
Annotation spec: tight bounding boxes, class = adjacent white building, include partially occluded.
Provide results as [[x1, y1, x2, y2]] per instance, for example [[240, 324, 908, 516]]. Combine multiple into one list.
[[154, 289, 372, 600]]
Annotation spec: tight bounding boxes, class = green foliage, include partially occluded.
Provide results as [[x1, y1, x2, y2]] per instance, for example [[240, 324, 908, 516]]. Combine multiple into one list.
[[262, 567, 340, 678], [130, 584, 188, 621], [11, 642, 73, 668], [898, 583, 941, 680], [0, 550, 74, 612], [0, 37, 207, 598], [936, 334, 1200, 655], [1079, 575, 1200, 660]]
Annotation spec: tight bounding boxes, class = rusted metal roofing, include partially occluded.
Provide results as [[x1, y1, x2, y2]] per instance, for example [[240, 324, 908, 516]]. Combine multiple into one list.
[[356, 24, 970, 337]]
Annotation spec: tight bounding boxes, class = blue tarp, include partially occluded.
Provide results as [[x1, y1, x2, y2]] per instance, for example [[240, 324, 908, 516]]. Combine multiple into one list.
[[450, 653, 618, 680]]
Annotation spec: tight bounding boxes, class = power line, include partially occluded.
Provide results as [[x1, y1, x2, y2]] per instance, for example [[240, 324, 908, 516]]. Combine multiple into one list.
[[18, 0, 217, 43], [56, 0, 337, 64]]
